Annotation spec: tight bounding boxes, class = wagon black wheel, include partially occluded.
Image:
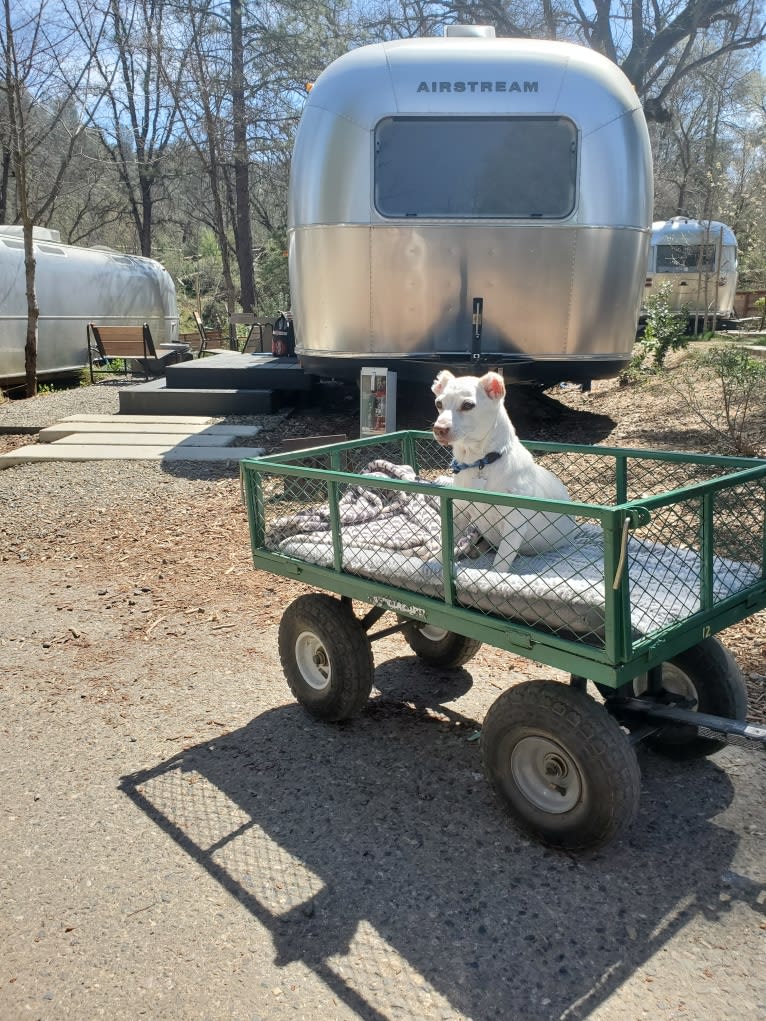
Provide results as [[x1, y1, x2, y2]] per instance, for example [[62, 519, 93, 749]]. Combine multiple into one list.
[[481, 680, 641, 852], [278, 594, 374, 721], [401, 621, 482, 668], [632, 637, 748, 759]]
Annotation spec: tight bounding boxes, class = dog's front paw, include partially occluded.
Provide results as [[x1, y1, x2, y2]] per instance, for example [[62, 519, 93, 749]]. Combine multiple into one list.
[[454, 525, 492, 561]]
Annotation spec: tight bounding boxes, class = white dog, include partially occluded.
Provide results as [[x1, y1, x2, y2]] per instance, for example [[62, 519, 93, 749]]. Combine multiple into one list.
[[432, 369, 575, 571]]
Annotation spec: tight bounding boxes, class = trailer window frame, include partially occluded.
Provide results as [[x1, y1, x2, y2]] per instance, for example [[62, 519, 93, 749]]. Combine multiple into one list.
[[655, 243, 718, 273], [373, 115, 578, 220]]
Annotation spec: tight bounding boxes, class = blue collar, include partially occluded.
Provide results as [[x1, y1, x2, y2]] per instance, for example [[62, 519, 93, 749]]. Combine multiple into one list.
[[450, 448, 506, 474]]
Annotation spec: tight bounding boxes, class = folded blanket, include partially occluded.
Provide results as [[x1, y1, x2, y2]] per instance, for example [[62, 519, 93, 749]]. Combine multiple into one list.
[[266, 460, 761, 641]]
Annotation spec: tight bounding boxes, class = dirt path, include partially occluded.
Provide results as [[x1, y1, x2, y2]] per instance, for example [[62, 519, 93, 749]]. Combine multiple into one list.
[[2, 551, 765, 1021]]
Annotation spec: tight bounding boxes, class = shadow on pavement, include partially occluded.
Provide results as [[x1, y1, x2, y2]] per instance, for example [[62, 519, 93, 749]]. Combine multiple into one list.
[[121, 667, 752, 1021]]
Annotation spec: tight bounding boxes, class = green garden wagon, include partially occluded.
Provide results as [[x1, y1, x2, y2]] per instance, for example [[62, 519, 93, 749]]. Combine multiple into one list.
[[241, 432, 766, 851]]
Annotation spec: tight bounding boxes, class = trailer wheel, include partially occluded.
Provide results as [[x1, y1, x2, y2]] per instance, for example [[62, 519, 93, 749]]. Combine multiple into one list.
[[633, 637, 748, 759], [400, 621, 482, 668], [481, 681, 640, 851], [278, 594, 374, 721]]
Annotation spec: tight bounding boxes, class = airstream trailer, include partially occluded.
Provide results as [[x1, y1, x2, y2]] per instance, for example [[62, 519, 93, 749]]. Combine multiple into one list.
[[288, 29, 653, 383], [0, 225, 178, 385], [644, 216, 738, 321]]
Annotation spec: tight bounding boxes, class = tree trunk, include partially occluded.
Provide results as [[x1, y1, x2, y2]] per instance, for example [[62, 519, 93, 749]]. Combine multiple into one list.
[[202, 75, 237, 345], [22, 219, 39, 397], [0, 148, 9, 221], [140, 175, 153, 257], [230, 0, 256, 312]]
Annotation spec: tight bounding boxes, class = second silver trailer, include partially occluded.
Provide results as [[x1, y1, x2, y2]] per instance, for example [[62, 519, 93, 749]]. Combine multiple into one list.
[[644, 216, 738, 321], [0, 225, 178, 385], [288, 28, 653, 383]]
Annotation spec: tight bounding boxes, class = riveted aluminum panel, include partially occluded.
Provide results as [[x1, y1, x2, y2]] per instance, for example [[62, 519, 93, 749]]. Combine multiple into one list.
[[292, 224, 646, 361]]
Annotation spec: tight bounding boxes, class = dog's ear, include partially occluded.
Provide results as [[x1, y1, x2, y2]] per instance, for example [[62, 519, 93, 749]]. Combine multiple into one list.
[[432, 370, 454, 396], [480, 372, 506, 401]]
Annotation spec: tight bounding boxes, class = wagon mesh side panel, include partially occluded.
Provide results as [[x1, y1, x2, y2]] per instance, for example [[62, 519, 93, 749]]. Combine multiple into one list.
[[713, 480, 765, 567], [626, 498, 704, 636], [626, 478, 764, 641], [449, 509, 608, 649], [329, 473, 445, 599], [413, 436, 453, 479], [534, 451, 617, 505], [347, 439, 408, 474], [261, 462, 332, 561], [624, 456, 724, 501]]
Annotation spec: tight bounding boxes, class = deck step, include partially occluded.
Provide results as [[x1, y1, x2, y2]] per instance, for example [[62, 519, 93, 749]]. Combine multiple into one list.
[[165, 353, 316, 391], [118, 379, 279, 415]]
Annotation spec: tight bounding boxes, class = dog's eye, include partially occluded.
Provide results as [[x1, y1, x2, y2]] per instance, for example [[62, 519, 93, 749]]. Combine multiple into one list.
[[435, 400, 443, 411], [460, 401, 475, 412]]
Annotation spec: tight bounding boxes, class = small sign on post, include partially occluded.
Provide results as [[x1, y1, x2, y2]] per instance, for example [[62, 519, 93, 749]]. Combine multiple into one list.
[[360, 367, 397, 436]]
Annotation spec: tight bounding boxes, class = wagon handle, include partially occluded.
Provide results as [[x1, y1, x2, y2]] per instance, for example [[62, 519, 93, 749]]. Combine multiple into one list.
[[612, 517, 631, 591]]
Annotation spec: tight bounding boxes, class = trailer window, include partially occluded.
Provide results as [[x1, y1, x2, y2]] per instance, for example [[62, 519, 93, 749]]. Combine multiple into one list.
[[656, 244, 717, 273], [374, 116, 577, 219]]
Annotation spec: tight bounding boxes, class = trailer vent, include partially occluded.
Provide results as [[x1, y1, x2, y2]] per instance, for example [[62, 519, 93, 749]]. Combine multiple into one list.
[[444, 25, 495, 38]]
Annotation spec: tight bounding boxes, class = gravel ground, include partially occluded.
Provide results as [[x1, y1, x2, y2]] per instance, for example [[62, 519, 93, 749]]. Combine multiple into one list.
[[0, 380, 126, 431], [1, 374, 765, 1021]]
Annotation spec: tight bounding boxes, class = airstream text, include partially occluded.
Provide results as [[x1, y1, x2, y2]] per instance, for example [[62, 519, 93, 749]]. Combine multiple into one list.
[[417, 80, 539, 93]]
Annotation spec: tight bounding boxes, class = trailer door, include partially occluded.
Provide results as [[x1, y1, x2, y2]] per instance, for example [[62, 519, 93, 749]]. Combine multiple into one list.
[[373, 116, 578, 357]]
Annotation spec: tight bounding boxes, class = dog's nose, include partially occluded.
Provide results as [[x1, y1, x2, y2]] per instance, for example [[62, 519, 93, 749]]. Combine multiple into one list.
[[433, 424, 450, 440]]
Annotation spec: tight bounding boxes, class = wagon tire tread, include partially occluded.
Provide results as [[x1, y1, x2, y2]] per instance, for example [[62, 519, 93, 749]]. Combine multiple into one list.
[[278, 594, 374, 722], [639, 637, 748, 759], [401, 622, 482, 668], [481, 680, 641, 852]]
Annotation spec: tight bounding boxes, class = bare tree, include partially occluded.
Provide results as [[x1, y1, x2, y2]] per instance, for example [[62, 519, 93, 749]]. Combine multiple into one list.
[[83, 0, 186, 257], [368, 0, 765, 121], [0, 135, 10, 221], [230, 0, 256, 311], [166, 0, 240, 331], [1, 0, 107, 396]]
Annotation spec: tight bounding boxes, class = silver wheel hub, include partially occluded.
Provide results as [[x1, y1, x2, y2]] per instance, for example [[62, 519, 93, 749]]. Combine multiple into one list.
[[511, 736, 583, 813], [418, 624, 448, 643], [295, 631, 332, 691], [634, 663, 698, 707]]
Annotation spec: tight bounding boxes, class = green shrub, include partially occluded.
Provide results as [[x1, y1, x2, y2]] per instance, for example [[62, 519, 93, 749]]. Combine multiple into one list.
[[678, 345, 766, 456], [642, 283, 690, 370], [620, 284, 690, 386]]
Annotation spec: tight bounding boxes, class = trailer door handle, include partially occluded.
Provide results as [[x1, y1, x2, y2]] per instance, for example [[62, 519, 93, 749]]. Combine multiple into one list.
[[471, 297, 483, 359]]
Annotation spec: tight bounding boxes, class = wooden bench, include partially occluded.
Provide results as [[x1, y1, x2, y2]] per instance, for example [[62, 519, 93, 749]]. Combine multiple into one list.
[[87, 323, 187, 382]]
